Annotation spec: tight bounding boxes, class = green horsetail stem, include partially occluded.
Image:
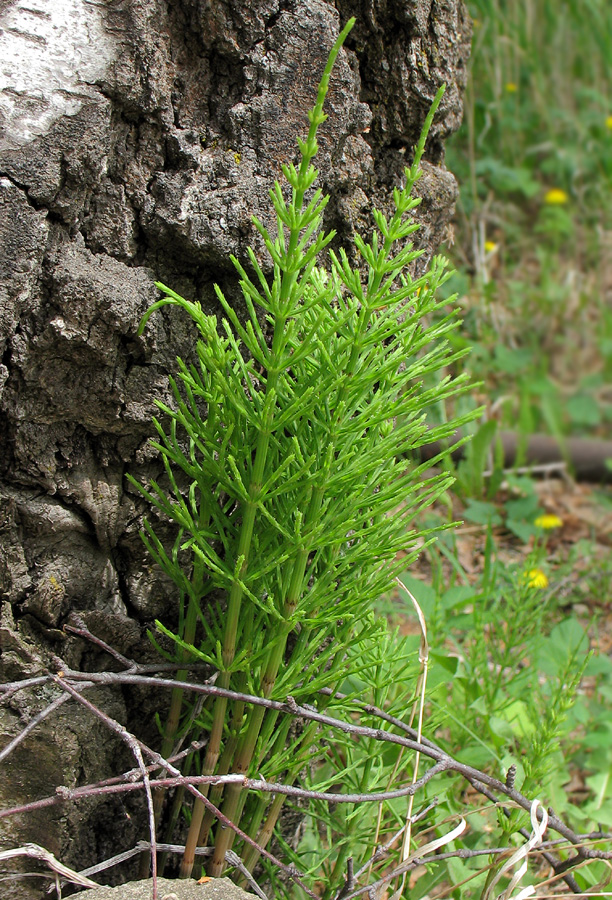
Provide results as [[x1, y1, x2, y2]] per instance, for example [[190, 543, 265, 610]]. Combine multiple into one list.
[[131, 5, 480, 889]]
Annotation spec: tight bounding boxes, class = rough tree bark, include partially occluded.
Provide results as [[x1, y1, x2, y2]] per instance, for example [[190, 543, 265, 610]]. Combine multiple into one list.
[[0, 0, 471, 895]]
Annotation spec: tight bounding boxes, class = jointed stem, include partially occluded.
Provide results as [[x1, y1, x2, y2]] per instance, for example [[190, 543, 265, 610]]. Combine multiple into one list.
[[136, 21, 455, 896], [181, 176, 304, 873], [205, 19, 358, 874]]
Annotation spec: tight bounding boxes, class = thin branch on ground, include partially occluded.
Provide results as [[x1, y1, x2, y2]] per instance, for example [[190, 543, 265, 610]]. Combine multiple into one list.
[[44, 674, 317, 899], [52, 674, 160, 900], [0, 692, 71, 764], [2, 660, 610, 899], [63, 615, 140, 669], [43, 667, 612, 861]]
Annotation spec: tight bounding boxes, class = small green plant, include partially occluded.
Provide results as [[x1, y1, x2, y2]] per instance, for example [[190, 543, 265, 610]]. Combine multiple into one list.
[[129, 19, 478, 893], [386, 529, 596, 898]]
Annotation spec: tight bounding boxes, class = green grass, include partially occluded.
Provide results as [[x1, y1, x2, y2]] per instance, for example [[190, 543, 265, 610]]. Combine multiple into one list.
[[369, 4, 612, 895], [383, 524, 612, 898], [452, 0, 612, 225], [442, 0, 612, 440]]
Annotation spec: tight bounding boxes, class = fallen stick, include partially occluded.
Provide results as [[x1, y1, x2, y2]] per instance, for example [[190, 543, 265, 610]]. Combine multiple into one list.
[[419, 430, 612, 483]]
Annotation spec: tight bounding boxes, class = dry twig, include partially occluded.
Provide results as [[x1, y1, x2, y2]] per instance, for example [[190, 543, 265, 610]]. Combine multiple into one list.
[[1, 659, 611, 899]]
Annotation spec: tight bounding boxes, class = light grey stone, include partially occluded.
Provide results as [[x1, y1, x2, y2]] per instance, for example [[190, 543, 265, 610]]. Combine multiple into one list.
[[78, 876, 254, 900]]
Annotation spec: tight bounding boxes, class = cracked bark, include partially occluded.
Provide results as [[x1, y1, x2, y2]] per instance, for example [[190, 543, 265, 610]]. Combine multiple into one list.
[[0, 0, 471, 895]]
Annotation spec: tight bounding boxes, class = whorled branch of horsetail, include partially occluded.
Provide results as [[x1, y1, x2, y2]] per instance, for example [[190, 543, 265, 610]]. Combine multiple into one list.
[[131, 47, 471, 888], [130, 18, 361, 879]]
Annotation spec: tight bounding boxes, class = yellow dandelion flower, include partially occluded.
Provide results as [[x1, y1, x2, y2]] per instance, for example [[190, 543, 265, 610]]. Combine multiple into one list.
[[534, 514, 563, 530], [484, 240, 498, 253], [526, 568, 548, 589], [544, 188, 568, 205], [606, 116, 612, 130], [505, 82, 518, 93]]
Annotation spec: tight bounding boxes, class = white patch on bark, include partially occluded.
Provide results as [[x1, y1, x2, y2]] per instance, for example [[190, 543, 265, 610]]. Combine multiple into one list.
[[0, 0, 116, 151]]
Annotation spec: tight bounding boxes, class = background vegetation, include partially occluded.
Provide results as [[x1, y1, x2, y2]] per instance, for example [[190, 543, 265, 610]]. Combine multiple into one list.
[[373, 1, 612, 896], [444, 0, 612, 440]]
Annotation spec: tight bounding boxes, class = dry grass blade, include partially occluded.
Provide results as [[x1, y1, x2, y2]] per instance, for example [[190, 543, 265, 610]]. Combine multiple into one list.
[[0, 843, 101, 889], [482, 801, 548, 900], [389, 577, 430, 900]]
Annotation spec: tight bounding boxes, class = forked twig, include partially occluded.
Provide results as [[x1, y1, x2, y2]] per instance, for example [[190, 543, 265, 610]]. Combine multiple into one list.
[[63, 615, 139, 670]]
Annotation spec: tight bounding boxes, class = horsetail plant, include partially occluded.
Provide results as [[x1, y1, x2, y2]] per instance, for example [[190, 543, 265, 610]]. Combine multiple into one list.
[[129, 17, 477, 891]]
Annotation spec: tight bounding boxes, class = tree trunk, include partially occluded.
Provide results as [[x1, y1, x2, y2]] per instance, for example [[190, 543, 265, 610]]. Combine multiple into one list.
[[0, 0, 471, 894]]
